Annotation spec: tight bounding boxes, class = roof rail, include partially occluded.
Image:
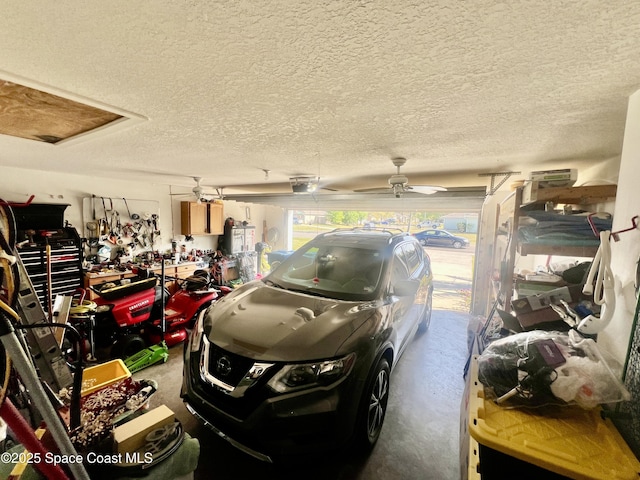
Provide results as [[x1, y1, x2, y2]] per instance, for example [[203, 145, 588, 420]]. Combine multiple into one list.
[[327, 227, 405, 235]]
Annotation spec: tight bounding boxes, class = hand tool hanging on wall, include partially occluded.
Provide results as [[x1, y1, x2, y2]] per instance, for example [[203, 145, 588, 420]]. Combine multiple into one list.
[[150, 213, 160, 245], [123, 197, 140, 220], [109, 209, 121, 244], [114, 209, 121, 233], [108, 198, 114, 239], [123, 197, 132, 218], [100, 196, 108, 236]]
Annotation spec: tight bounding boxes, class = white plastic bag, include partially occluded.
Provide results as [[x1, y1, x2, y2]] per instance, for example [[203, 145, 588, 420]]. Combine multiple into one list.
[[477, 330, 630, 409]]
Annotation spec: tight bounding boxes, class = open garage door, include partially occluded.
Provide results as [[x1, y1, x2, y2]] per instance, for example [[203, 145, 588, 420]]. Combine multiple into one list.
[[225, 186, 487, 313], [221, 186, 487, 213]]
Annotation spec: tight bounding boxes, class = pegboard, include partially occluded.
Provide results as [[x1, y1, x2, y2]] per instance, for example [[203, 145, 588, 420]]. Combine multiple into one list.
[[81, 196, 160, 251], [612, 294, 640, 457]]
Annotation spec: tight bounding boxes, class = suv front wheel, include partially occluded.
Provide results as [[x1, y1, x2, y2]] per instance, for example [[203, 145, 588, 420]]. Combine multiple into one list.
[[355, 358, 390, 451]]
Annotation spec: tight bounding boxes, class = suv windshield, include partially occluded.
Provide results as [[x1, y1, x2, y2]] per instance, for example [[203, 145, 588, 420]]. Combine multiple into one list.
[[265, 241, 385, 301]]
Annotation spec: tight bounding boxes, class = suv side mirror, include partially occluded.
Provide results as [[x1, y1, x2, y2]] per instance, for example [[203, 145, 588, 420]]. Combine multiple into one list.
[[393, 279, 419, 297]]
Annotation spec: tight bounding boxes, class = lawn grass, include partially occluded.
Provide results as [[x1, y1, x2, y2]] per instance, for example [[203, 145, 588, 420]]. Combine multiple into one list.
[[292, 237, 310, 250]]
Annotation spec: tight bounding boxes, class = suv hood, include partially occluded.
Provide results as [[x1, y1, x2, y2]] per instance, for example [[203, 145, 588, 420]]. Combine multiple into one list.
[[204, 281, 377, 362]]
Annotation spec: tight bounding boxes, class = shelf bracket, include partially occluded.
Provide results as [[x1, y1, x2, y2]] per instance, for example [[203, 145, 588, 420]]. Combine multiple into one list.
[[479, 172, 521, 196]]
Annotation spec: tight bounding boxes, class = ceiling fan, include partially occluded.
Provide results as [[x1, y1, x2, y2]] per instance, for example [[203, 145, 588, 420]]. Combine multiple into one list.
[[171, 177, 223, 203], [355, 157, 447, 198], [191, 177, 207, 201], [290, 176, 343, 196], [290, 176, 321, 193]]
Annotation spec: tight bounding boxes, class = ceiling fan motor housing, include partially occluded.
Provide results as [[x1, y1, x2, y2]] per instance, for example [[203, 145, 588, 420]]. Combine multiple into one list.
[[292, 183, 315, 193], [388, 176, 407, 197], [290, 176, 318, 193], [388, 174, 408, 186], [389, 158, 408, 188]]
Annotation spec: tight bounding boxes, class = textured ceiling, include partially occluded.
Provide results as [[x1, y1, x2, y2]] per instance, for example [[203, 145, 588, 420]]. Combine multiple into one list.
[[1, 1, 639, 198]]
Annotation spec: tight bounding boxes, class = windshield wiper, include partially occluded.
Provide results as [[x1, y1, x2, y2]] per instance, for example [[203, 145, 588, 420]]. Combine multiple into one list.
[[299, 288, 328, 298], [265, 279, 285, 289], [267, 279, 333, 298]]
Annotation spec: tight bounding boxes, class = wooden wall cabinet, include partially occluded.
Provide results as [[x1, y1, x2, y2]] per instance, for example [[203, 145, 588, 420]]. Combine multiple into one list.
[[181, 201, 223, 235]]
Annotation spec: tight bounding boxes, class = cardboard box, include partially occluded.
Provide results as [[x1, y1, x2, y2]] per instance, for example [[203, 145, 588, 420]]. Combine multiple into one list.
[[513, 285, 573, 312], [515, 279, 566, 298], [511, 285, 588, 331], [113, 404, 175, 454], [528, 169, 577, 187]]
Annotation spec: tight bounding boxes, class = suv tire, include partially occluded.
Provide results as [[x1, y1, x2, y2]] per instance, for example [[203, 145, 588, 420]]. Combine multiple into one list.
[[355, 357, 390, 451], [417, 289, 433, 333], [111, 334, 145, 359]]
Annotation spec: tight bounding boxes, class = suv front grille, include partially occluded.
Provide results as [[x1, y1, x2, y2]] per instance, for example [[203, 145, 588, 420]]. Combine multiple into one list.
[[193, 338, 279, 420], [206, 342, 255, 387]]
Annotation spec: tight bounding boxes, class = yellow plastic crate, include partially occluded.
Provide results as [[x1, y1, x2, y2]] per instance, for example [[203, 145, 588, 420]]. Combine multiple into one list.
[[81, 359, 131, 396], [467, 355, 640, 480]]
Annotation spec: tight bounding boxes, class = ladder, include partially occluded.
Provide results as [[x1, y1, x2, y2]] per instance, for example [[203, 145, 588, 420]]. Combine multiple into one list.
[[1, 198, 89, 480], [13, 251, 73, 391]]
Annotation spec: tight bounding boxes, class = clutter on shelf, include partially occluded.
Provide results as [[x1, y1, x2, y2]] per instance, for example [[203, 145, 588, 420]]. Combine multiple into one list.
[[518, 210, 612, 247], [477, 330, 630, 409]]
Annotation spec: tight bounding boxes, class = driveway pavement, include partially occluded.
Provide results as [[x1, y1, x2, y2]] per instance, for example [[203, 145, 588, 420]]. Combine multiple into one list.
[[425, 243, 475, 312]]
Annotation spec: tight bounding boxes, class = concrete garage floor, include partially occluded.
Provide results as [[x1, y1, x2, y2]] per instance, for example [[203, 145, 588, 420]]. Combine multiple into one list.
[[133, 308, 472, 480]]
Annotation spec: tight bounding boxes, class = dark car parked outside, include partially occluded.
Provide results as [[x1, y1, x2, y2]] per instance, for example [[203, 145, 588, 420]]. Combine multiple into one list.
[[182, 228, 433, 462], [413, 229, 470, 248]]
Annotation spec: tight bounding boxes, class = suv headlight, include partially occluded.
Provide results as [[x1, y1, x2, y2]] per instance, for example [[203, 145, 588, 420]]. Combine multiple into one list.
[[267, 353, 356, 393]]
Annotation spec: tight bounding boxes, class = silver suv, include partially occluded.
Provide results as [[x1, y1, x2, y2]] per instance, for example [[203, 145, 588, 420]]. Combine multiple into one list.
[[182, 229, 433, 462]]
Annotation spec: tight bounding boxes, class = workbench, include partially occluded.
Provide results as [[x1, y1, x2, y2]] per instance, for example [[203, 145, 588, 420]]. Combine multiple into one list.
[[84, 262, 204, 299]]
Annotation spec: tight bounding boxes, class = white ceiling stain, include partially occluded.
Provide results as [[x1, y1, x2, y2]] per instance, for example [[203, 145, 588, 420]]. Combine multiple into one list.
[[1, 1, 639, 193]]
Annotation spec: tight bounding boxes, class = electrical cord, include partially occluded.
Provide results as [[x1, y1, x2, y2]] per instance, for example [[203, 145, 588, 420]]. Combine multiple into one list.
[[496, 367, 559, 404], [0, 320, 10, 408], [13, 322, 84, 430], [0, 297, 84, 429], [0, 202, 18, 407]]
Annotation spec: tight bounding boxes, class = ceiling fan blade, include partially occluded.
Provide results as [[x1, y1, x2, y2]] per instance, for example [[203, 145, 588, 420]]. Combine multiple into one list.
[[406, 185, 447, 194]]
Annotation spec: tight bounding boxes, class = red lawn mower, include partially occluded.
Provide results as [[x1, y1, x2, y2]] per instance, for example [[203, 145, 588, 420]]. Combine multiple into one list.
[[90, 268, 230, 359]]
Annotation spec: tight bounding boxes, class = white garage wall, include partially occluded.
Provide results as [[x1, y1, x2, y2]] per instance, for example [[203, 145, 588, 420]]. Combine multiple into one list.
[[599, 89, 640, 365], [219, 200, 288, 252], [0, 166, 286, 254], [1, 166, 176, 240]]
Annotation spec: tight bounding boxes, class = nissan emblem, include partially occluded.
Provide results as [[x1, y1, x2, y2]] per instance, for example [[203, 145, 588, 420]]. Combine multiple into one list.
[[216, 356, 232, 376]]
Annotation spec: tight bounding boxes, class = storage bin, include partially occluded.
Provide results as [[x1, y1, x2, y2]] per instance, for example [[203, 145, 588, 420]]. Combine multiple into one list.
[[81, 359, 131, 396]]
